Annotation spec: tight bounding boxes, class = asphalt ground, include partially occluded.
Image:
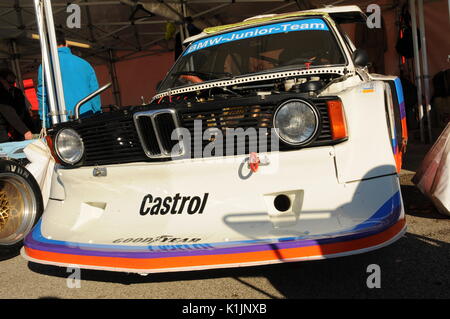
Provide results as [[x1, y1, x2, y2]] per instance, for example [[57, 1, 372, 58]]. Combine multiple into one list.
[[0, 141, 449, 299]]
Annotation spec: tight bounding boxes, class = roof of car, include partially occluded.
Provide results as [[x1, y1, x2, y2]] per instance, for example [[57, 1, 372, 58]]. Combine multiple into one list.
[[183, 5, 366, 44]]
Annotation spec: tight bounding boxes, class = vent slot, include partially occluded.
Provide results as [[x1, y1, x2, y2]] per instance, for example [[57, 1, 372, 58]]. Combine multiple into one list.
[[154, 113, 178, 154], [137, 116, 160, 156], [134, 109, 184, 159]]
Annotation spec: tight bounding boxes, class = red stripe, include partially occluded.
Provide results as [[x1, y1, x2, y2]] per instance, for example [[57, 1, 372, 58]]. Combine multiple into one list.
[[25, 219, 406, 271]]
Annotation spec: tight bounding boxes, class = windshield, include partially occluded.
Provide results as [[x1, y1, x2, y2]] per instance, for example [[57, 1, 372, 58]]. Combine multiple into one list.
[[158, 17, 346, 92]]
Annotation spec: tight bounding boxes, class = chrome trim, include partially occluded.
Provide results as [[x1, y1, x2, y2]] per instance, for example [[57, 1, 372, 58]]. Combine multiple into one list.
[[74, 83, 112, 120], [133, 109, 185, 159], [93, 167, 107, 177], [54, 128, 85, 165]]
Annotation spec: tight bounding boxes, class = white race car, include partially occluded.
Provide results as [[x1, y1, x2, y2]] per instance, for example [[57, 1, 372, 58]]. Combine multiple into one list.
[[22, 5, 408, 274]]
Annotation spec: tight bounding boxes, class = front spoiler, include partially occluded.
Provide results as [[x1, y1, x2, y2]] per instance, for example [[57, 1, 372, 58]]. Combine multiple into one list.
[[21, 197, 406, 273]]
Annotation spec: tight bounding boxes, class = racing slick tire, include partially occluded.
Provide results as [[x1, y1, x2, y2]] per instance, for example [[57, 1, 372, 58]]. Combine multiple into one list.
[[0, 159, 43, 255]]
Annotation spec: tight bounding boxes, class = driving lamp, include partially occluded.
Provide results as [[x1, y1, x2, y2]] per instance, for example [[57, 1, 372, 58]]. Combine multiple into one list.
[[273, 99, 319, 146], [55, 128, 85, 164]]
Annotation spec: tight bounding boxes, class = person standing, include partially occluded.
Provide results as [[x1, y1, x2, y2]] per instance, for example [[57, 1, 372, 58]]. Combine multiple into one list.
[[0, 104, 33, 143], [37, 30, 101, 128], [0, 69, 35, 141]]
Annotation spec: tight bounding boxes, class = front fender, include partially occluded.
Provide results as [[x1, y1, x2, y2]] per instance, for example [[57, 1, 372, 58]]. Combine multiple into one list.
[[333, 80, 397, 183]]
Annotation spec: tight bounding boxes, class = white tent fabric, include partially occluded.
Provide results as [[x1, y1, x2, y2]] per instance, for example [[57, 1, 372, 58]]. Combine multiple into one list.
[[413, 123, 450, 216], [23, 139, 55, 209]]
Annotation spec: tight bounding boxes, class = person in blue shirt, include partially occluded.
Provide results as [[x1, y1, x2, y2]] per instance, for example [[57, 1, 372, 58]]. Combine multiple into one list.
[[37, 30, 101, 128]]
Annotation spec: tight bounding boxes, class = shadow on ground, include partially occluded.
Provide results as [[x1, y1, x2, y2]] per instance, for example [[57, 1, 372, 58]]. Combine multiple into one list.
[[26, 231, 450, 298], [0, 246, 20, 262], [401, 185, 448, 220]]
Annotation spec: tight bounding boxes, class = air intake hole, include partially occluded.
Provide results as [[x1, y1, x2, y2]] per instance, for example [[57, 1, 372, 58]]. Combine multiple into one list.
[[274, 194, 291, 212]]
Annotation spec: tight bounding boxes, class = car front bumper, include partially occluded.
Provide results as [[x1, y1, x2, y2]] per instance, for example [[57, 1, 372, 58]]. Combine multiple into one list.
[[21, 148, 406, 273]]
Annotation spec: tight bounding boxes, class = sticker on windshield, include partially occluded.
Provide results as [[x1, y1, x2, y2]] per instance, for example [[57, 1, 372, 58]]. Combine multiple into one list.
[[184, 18, 329, 56]]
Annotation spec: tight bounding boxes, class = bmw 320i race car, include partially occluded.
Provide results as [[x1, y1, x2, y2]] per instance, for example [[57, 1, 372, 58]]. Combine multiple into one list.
[[22, 5, 408, 274]]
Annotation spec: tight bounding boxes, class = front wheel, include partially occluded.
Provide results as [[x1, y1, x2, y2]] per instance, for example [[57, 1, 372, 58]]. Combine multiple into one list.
[[0, 159, 43, 252]]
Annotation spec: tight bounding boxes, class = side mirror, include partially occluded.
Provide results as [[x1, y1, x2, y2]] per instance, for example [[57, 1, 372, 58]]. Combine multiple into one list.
[[352, 49, 369, 68]]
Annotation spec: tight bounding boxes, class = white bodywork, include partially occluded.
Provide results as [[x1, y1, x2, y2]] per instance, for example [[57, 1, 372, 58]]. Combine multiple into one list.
[[22, 6, 407, 273]]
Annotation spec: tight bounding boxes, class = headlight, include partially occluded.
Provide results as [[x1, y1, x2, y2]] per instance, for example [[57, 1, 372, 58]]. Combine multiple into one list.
[[274, 99, 319, 146], [55, 128, 84, 164]]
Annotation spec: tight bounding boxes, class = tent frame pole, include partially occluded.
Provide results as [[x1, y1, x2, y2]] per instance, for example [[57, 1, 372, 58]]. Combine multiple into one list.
[[42, 0, 67, 122], [33, 0, 60, 126], [409, 0, 425, 143], [418, 0, 433, 142], [108, 49, 122, 107], [9, 39, 24, 92]]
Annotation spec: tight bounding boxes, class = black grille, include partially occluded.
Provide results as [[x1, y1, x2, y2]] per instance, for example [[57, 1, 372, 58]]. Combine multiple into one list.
[[136, 116, 160, 156], [154, 113, 178, 153], [180, 104, 271, 155], [178, 98, 334, 155], [316, 102, 332, 142], [70, 112, 148, 166], [59, 96, 339, 166]]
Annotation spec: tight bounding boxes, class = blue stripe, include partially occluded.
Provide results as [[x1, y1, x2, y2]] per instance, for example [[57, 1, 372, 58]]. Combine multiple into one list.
[[184, 18, 329, 56], [394, 77, 406, 119]]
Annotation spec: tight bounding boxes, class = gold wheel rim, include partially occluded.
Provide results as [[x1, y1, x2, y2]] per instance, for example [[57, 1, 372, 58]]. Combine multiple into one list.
[[0, 173, 37, 245]]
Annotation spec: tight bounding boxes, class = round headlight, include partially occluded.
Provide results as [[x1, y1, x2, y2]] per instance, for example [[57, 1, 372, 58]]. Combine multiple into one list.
[[274, 99, 319, 146], [55, 128, 84, 164]]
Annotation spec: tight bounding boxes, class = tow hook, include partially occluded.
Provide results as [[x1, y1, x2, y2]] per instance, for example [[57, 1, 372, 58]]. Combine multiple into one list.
[[248, 152, 270, 172]]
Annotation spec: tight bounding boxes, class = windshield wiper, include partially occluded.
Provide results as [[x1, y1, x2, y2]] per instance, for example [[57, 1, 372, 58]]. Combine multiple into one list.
[[171, 71, 233, 80], [249, 63, 342, 77], [250, 64, 311, 76]]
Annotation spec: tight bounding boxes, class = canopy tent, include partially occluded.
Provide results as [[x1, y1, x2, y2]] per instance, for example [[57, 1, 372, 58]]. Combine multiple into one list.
[[1, 0, 324, 73]]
